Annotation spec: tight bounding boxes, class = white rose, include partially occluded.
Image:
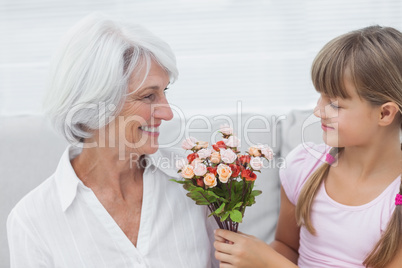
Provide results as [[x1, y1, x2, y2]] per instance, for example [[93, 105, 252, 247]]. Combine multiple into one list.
[[223, 136, 241, 148], [220, 124, 233, 135], [175, 158, 187, 170], [250, 157, 264, 170], [181, 137, 197, 150], [197, 148, 212, 159], [193, 162, 208, 176], [220, 148, 237, 164], [257, 144, 274, 160], [190, 158, 203, 167]]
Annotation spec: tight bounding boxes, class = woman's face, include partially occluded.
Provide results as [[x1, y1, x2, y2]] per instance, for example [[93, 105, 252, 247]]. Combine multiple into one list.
[[115, 60, 173, 157]]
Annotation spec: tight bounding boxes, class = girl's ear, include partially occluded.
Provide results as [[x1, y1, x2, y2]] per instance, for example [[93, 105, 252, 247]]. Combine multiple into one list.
[[378, 102, 400, 126]]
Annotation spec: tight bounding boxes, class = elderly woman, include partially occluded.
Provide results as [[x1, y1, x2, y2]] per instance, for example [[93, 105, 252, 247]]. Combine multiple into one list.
[[7, 14, 217, 267]]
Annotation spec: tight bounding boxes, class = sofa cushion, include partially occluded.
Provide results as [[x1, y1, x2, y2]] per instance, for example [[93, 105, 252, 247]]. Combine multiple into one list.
[[1, 110, 317, 267], [0, 115, 68, 267], [280, 109, 323, 157]]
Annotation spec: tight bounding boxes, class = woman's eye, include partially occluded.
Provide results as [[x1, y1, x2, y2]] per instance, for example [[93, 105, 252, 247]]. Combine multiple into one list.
[[144, 94, 154, 100]]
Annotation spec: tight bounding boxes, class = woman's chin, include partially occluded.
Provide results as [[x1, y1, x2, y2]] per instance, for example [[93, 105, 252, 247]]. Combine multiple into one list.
[[146, 146, 159, 155]]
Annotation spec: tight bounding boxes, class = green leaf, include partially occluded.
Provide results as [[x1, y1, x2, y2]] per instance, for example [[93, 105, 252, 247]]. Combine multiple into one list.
[[170, 179, 185, 184], [251, 190, 262, 197], [212, 187, 229, 200], [183, 182, 197, 191], [206, 190, 227, 202], [233, 202, 243, 209], [245, 195, 256, 206], [215, 203, 225, 214], [221, 211, 230, 221], [186, 187, 218, 205], [229, 210, 243, 223], [195, 199, 212, 205]]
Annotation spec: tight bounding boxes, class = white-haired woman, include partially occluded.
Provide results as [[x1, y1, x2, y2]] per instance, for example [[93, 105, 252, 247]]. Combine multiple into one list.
[[7, 14, 217, 268]]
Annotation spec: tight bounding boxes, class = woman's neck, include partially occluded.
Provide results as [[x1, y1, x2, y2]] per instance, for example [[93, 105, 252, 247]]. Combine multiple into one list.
[[71, 146, 144, 199]]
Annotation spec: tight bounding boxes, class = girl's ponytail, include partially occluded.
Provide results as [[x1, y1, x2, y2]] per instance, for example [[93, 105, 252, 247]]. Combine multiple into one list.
[[296, 147, 340, 234], [363, 145, 402, 268], [363, 182, 402, 267]]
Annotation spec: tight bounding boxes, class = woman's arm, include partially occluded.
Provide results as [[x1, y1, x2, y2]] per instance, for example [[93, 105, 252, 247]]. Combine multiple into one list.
[[270, 186, 300, 263], [7, 211, 52, 268]]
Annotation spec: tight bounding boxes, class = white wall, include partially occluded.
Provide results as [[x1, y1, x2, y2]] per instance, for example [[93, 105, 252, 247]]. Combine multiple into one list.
[[1, 0, 401, 116]]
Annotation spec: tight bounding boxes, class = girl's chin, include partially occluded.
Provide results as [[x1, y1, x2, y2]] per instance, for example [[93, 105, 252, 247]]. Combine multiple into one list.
[[323, 136, 340, 148]]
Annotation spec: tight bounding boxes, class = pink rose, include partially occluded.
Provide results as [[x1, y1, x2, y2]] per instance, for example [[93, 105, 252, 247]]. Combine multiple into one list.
[[181, 137, 197, 150], [181, 165, 194, 179], [210, 151, 221, 164], [257, 144, 274, 160], [223, 136, 241, 148], [248, 146, 261, 157], [217, 164, 232, 183], [193, 162, 207, 176], [220, 148, 237, 164], [197, 148, 212, 159], [220, 124, 233, 135], [175, 158, 187, 170], [250, 157, 264, 170], [204, 173, 217, 188]]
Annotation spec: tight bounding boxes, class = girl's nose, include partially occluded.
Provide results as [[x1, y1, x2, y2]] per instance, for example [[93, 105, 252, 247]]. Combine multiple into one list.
[[314, 97, 325, 118]]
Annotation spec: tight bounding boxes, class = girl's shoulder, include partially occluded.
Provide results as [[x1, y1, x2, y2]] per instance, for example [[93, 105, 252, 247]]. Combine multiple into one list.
[[279, 142, 330, 204]]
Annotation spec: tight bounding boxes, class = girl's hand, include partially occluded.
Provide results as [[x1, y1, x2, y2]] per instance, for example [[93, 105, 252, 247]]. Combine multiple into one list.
[[214, 229, 297, 268]]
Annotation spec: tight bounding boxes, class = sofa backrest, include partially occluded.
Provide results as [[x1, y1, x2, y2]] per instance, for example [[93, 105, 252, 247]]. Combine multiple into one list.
[[0, 109, 322, 268]]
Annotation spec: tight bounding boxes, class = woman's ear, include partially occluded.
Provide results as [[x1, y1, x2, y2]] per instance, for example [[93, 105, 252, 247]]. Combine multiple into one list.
[[378, 102, 400, 126]]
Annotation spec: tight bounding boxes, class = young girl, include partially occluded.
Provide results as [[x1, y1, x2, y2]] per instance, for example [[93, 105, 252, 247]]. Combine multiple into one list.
[[214, 25, 402, 268]]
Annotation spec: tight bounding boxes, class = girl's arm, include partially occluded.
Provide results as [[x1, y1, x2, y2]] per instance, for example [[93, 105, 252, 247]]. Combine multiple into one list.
[[214, 230, 298, 268], [213, 186, 300, 267], [385, 247, 402, 268], [270, 186, 300, 263]]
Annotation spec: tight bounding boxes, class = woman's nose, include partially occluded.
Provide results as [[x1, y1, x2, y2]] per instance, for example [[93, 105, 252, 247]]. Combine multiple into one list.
[[153, 97, 173, 121]]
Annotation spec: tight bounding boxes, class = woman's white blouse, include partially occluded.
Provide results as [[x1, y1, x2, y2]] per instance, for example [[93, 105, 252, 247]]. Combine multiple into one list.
[[7, 146, 218, 268]]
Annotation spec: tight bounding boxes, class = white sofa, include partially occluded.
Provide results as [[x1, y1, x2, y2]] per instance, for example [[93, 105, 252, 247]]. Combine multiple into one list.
[[0, 109, 322, 268]]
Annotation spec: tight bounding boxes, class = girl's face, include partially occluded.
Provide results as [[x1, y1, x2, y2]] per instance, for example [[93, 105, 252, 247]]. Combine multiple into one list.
[[313, 73, 381, 148]]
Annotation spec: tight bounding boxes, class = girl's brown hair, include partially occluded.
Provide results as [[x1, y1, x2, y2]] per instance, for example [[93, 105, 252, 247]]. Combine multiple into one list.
[[295, 25, 402, 268]]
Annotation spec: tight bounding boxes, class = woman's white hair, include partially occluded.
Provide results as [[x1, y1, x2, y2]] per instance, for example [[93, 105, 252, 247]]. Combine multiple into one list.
[[43, 13, 178, 144]]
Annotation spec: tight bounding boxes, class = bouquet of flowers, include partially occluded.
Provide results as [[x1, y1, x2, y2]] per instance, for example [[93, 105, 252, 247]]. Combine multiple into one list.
[[171, 125, 273, 232]]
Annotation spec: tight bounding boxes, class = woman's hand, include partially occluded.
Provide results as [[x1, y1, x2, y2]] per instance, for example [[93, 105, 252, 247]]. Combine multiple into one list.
[[214, 229, 298, 268]]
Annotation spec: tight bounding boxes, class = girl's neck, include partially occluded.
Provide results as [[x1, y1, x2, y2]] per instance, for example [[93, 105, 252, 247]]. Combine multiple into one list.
[[338, 139, 401, 181]]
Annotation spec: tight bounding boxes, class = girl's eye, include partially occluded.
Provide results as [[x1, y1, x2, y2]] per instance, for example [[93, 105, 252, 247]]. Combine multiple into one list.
[[329, 102, 340, 109]]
